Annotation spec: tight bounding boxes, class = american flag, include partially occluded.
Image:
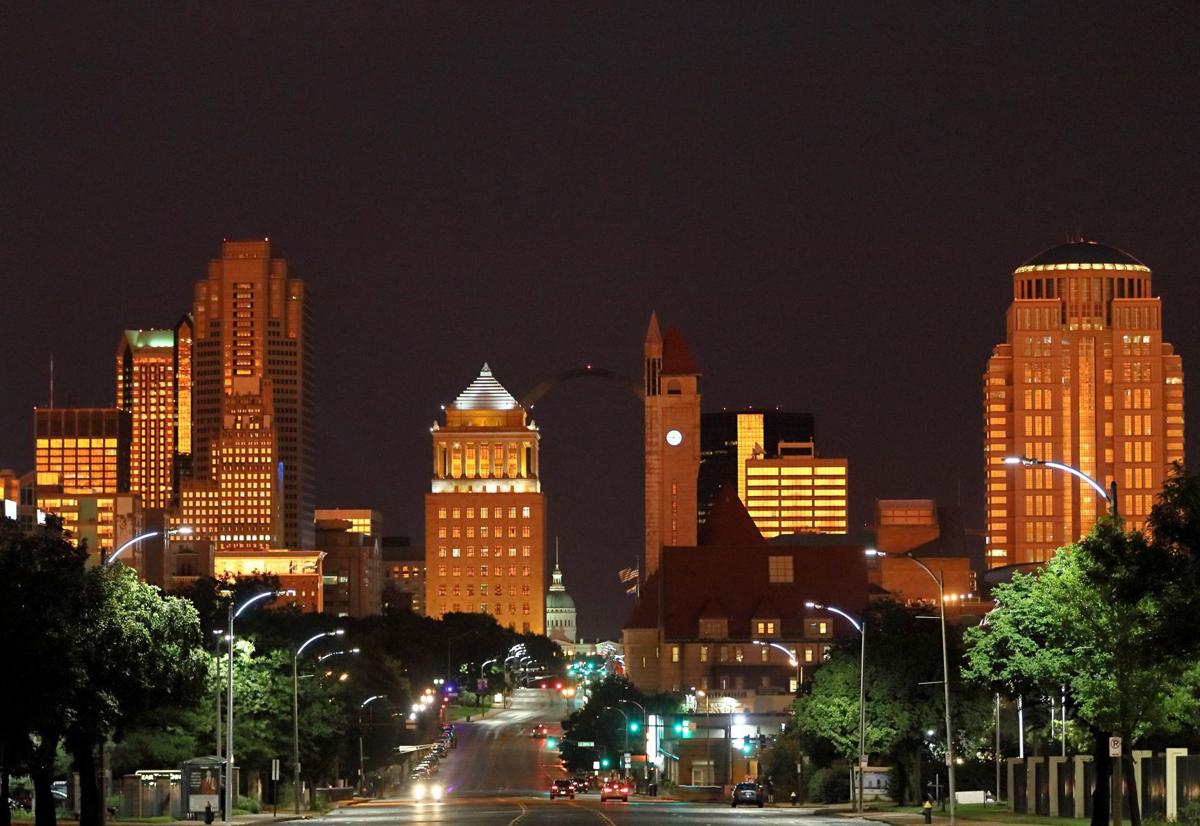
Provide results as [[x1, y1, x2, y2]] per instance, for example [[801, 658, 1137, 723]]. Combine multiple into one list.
[[618, 566, 640, 596]]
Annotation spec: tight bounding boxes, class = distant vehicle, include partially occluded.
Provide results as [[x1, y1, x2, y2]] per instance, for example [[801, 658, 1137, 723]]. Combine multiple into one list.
[[411, 780, 444, 802], [600, 780, 630, 802], [731, 781, 764, 808], [532, 724, 548, 738], [550, 779, 574, 800], [571, 777, 589, 794]]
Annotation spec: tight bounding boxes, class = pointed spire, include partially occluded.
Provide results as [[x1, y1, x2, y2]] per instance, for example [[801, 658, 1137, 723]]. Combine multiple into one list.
[[645, 311, 662, 345], [550, 538, 566, 591], [481, 361, 492, 375], [661, 324, 699, 374]]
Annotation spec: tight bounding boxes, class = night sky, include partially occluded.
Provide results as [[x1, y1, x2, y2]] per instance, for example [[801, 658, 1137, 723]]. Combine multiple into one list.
[[5, 3, 1200, 639]]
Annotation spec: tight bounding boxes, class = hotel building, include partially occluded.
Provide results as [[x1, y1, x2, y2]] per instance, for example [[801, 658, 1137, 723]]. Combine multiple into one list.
[[984, 240, 1185, 567], [191, 240, 313, 549], [424, 364, 546, 634]]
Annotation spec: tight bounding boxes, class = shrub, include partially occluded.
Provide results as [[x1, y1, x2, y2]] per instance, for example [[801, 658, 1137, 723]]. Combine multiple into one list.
[[807, 767, 850, 803]]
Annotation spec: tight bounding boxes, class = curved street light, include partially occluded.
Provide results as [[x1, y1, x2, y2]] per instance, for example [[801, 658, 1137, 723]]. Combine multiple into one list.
[[225, 590, 276, 825], [358, 695, 387, 794], [105, 525, 193, 565], [293, 630, 345, 814], [1004, 456, 1116, 516], [806, 601, 867, 812], [752, 639, 801, 692], [866, 549, 956, 824]]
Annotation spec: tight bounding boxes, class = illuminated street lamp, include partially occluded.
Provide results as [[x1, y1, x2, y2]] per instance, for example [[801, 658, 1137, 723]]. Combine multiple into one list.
[[358, 695, 387, 794], [752, 639, 801, 690], [105, 525, 193, 565], [603, 705, 631, 753], [806, 601, 866, 812], [866, 549, 955, 824], [1004, 456, 1117, 517], [293, 629, 345, 814], [224, 591, 276, 825]]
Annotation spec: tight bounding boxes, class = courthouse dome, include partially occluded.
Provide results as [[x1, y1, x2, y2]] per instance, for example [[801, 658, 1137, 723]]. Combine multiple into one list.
[[1018, 240, 1148, 271]]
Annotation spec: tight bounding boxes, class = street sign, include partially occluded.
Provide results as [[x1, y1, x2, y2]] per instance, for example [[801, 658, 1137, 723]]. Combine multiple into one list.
[[477, 679, 487, 692], [623, 753, 631, 767], [271, 758, 280, 781], [577, 741, 595, 747], [592, 761, 601, 770], [1109, 737, 1122, 757], [859, 755, 868, 768]]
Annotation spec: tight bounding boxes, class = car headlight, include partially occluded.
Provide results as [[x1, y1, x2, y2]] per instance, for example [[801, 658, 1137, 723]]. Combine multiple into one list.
[[413, 784, 426, 800], [430, 784, 444, 801]]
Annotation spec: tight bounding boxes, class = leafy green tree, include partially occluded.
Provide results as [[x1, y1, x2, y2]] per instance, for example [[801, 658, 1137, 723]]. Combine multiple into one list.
[[559, 677, 680, 773], [794, 601, 993, 804], [965, 482, 1200, 826]]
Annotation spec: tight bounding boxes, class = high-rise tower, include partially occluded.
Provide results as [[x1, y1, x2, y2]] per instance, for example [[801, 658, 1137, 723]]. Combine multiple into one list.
[[984, 240, 1185, 568], [424, 364, 546, 633], [643, 313, 700, 576], [117, 328, 178, 510], [191, 240, 314, 548]]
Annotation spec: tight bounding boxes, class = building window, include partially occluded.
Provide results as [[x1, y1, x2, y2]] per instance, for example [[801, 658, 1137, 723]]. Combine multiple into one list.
[[438, 508, 447, 519], [734, 646, 744, 662], [522, 545, 531, 557], [452, 547, 461, 557], [522, 506, 531, 517], [767, 555, 794, 583], [671, 646, 680, 663], [699, 645, 709, 663], [438, 546, 447, 558], [755, 619, 778, 637], [698, 618, 727, 639], [760, 646, 769, 663]]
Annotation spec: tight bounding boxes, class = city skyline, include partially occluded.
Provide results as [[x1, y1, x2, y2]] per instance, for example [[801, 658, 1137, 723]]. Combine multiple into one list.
[[6, 4, 1200, 638]]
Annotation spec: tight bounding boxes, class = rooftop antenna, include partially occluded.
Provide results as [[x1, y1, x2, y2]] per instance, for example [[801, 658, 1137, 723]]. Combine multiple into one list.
[[555, 536, 559, 567]]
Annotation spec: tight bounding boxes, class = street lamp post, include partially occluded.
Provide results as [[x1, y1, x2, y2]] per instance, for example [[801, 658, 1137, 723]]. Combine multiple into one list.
[[293, 629, 345, 814], [358, 695, 386, 795], [753, 640, 801, 691], [806, 602, 867, 813], [104, 525, 193, 566], [1004, 456, 1117, 517], [603, 705, 631, 755], [225, 591, 275, 825], [867, 549, 956, 825]]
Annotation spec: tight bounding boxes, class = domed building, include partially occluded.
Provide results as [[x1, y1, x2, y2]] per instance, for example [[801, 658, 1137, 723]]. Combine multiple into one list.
[[545, 547, 577, 646]]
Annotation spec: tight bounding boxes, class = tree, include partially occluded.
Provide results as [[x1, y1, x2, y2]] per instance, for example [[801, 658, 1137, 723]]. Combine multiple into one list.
[[964, 489, 1200, 826], [794, 601, 993, 804], [559, 677, 680, 773]]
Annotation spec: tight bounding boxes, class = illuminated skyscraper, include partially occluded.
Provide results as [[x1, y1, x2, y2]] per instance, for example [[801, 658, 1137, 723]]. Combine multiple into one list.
[[743, 441, 848, 537], [643, 313, 700, 576], [984, 240, 1185, 568], [117, 328, 178, 509], [192, 240, 313, 548], [424, 364, 546, 634]]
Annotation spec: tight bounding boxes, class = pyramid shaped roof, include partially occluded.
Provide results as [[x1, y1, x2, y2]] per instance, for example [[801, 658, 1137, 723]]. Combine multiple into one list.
[[452, 363, 519, 411]]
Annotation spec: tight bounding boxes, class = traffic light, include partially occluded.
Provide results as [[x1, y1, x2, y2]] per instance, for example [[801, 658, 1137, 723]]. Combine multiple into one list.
[[629, 721, 640, 733], [673, 721, 683, 734], [600, 757, 611, 768], [545, 737, 558, 750], [741, 735, 752, 755]]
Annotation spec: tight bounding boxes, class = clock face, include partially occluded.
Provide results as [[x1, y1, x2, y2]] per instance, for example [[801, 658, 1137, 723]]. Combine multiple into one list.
[[666, 429, 683, 446]]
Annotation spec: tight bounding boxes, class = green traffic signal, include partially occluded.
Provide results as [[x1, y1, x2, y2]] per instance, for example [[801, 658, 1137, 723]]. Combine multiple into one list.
[[546, 737, 558, 750], [629, 721, 640, 733], [673, 721, 683, 734], [600, 757, 611, 768]]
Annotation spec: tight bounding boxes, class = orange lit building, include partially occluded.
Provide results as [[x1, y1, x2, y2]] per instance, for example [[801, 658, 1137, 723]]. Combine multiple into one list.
[[33, 408, 132, 560], [117, 328, 179, 509], [984, 240, 1185, 568], [212, 549, 325, 612], [743, 440, 848, 537], [315, 508, 381, 537], [424, 364, 546, 634], [192, 240, 313, 549], [315, 514, 383, 618], [644, 313, 701, 576]]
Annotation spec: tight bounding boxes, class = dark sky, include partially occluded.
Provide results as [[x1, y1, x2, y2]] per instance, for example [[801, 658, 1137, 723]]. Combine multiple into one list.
[[5, 3, 1200, 639]]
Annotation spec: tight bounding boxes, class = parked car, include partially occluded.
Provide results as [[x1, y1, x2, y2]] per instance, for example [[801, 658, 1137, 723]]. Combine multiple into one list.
[[600, 780, 630, 802], [549, 779, 575, 800], [731, 781, 764, 808]]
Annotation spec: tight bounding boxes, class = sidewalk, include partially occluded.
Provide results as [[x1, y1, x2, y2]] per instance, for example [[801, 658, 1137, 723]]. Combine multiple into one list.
[[53, 814, 302, 826]]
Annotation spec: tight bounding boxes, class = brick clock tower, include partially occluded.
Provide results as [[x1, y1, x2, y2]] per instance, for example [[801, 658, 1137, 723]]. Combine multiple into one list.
[[643, 312, 701, 577]]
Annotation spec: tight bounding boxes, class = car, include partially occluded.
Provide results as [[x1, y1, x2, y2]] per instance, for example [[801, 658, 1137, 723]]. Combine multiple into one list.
[[600, 780, 630, 802], [571, 777, 589, 794], [532, 723, 548, 738], [411, 780, 444, 802], [731, 781, 764, 808], [549, 779, 575, 800]]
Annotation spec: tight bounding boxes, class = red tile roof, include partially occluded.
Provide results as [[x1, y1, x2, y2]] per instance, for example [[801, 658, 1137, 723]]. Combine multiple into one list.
[[661, 324, 698, 374], [699, 484, 765, 547]]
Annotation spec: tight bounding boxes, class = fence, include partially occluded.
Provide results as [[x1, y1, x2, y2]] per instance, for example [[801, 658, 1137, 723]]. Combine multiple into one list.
[[1006, 750, 1199, 821]]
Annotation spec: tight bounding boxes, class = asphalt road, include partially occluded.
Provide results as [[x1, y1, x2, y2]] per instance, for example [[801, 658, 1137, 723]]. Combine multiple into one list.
[[324, 688, 855, 825]]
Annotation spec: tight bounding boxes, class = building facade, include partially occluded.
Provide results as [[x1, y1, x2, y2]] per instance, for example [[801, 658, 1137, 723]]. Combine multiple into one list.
[[424, 364, 546, 634], [212, 549, 325, 612], [192, 240, 314, 549], [743, 441, 847, 537], [697, 409, 815, 528], [117, 328, 179, 510], [545, 550, 577, 645], [315, 508, 381, 537], [382, 536, 425, 614], [984, 240, 1185, 567], [643, 313, 700, 577], [33, 407, 132, 559], [316, 516, 382, 617]]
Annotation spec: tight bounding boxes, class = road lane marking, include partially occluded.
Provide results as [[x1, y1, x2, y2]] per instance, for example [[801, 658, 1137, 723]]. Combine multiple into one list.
[[507, 800, 528, 825], [570, 800, 618, 825]]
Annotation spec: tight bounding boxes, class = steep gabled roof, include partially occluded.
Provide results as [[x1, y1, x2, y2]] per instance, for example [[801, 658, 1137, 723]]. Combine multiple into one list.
[[452, 363, 519, 411], [661, 325, 698, 374], [699, 484, 765, 547]]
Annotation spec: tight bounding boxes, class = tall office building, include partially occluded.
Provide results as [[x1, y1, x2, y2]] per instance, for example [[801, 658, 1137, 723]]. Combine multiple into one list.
[[117, 328, 178, 509], [744, 441, 848, 537], [424, 364, 546, 634], [315, 508, 381, 537], [192, 240, 314, 548], [984, 240, 1185, 568], [643, 313, 700, 577], [697, 409, 815, 526]]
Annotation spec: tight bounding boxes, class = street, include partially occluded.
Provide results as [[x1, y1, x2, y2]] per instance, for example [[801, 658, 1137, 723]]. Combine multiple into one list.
[[320, 688, 858, 825]]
